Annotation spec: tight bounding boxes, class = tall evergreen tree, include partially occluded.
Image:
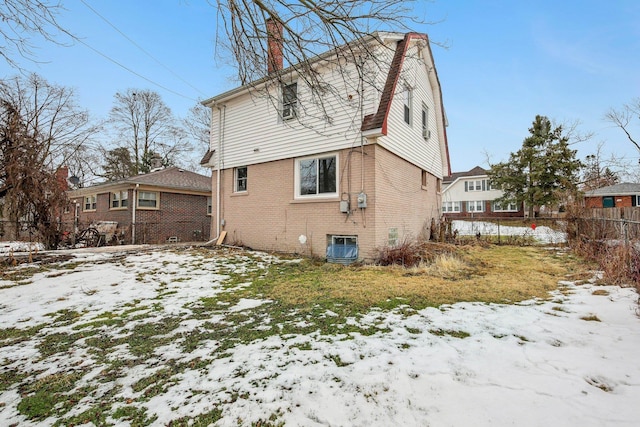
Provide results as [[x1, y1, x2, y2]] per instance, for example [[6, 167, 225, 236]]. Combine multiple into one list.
[[488, 115, 582, 218]]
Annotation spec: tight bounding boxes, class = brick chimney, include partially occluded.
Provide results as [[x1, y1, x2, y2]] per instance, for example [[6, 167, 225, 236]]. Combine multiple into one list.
[[266, 18, 283, 74], [55, 166, 69, 191]]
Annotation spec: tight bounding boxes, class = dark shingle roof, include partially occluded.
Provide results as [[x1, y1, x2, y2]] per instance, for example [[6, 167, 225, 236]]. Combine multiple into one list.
[[584, 183, 640, 197], [443, 166, 487, 184], [126, 167, 211, 192]]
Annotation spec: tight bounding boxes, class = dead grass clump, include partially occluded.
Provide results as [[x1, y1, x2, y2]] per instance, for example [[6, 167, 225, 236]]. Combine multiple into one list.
[[424, 253, 469, 280], [374, 238, 425, 267], [572, 239, 640, 288]]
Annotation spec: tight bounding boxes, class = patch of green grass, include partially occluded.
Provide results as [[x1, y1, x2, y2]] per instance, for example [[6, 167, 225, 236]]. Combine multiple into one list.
[[112, 405, 158, 425], [169, 407, 223, 426], [429, 328, 470, 339], [0, 369, 28, 392], [17, 371, 85, 421]]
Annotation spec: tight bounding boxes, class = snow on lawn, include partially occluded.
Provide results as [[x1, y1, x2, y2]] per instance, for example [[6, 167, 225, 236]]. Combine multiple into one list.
[[453, 219, 567, 244], [1, 247, 639, 426]]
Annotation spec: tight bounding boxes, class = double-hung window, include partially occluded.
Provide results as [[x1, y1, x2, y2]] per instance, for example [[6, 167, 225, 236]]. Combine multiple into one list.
[[234, 166, 247, 192], [467, 200, 484, 212], [402, 87, 412, 125], [110, 191, 128, 209], [138, 191, 158, 208], [492, 201, 518, 212], [421, 103, 429, 139], [84, 195, 96, 211], [442, 201, 461, 213], [466, 180, 484, 191], [282, 82, 297, 120], [296, 154, 338, 198]]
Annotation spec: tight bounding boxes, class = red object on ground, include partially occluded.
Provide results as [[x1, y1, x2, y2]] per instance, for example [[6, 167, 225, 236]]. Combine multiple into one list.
[[531, 223, 537, 230]]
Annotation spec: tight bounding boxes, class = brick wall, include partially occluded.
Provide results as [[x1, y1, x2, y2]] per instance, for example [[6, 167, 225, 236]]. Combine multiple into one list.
[[210, 145, 442, 260], [62, 189, 210, 244]]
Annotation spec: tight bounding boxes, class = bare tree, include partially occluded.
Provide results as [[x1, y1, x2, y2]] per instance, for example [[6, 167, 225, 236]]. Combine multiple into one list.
[[605, 98, 640, 153], [0, 0, 71, 69], [108, 89, 189, 174], [210, 1, 432, 124], [0, 74, 98, 184], [0, 74, 96, 247], [581, 143, 621, 190], [183, 102, 211, 170]]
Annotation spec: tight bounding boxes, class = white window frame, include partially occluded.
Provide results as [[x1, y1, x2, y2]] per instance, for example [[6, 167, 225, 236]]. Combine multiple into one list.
[[234, 166, 247, 193], [442, 201, 461, 213], [281, 82, 297, 120], [467, 200, 485, 212], [207, 196, 213, 215], [84, 195, 97, 211], [137, 191, 159, 209], [331, 235, 358, 246], [421, 103, 429, 140], [110, 190, 128, 209], [294, 153, 339, 199], [466, 180, 484, 192], [402, 87, 412, 125], [492, 201, 519, 212]]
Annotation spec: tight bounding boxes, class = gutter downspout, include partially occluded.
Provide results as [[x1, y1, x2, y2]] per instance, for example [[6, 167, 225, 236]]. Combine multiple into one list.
[[204, 104, 226, 246], [216, 105, 225, 238], [132, 184, 139, 244]]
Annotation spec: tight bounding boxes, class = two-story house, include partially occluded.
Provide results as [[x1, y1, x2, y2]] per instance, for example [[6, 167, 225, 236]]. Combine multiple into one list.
[[442, 166, 524, 218], [200, 29, 450, 261]]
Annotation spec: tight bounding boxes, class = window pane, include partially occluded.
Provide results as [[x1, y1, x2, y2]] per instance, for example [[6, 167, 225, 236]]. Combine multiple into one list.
[[318, 157, 336, 193], [236, 167, 247, 192], [299, 159, 317, 195], [138, 191, 157, 208]]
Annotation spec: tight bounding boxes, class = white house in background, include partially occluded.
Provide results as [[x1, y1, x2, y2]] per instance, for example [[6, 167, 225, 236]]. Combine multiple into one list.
[[441, 166, 524, 218], [200, 26, 450, 261]]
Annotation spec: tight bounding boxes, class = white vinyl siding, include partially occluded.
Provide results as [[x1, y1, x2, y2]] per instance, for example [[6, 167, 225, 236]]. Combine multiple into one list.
[[375, 43, 445, 179], [207, 39, 447, 180]]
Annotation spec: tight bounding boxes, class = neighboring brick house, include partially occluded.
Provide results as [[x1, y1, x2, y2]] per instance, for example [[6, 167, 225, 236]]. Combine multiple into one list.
[[201, 29, 450, 261], [62, 167, 211, 244], [441, 166, 525, 218], [584, 183, 640, 208]]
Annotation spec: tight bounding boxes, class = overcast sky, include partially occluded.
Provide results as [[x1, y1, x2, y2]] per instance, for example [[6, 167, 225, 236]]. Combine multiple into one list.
[[2, 0, 639, 174]]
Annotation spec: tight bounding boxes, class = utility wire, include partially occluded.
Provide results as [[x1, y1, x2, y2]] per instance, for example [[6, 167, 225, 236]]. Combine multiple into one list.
[[73, 37, 198, 101], [78, 0, 206, 97]]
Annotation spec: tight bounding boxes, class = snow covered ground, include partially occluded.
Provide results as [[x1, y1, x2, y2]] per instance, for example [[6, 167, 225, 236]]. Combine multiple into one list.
[[452, 220, 567, 244], [0, 246, 639, 426]]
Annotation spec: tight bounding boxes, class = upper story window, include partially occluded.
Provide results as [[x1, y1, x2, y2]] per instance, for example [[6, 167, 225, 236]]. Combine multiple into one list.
[[84, 195, 96, 211], [282, 82, 297, 120], [465, 180, 487, 192], [402, 87, 412, 125], [234, 166, 247, 192], [110, 190, 128, 209], [421, 103, 429, 140], [296, 154, 338, 198], [138, 191, 159, 209]]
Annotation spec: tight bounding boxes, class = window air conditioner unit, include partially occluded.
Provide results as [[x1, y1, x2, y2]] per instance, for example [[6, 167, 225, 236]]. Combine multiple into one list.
[[422, 129, 431, 139], [282, 107, 294, 120]]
